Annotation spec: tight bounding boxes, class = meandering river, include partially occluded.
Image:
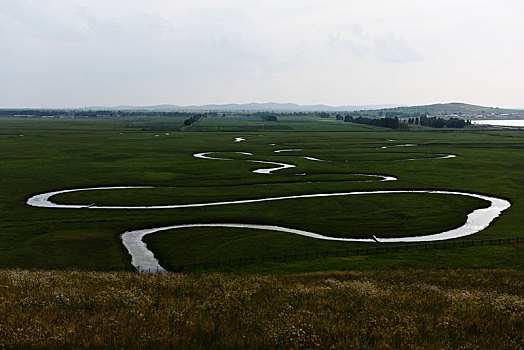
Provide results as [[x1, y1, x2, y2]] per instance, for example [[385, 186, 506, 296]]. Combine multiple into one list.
[[26, 138, 511, 273]]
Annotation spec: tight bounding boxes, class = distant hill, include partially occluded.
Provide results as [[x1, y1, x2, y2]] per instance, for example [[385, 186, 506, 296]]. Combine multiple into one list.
[[367, 103, 521, 116], [82, 102, 400, 112]]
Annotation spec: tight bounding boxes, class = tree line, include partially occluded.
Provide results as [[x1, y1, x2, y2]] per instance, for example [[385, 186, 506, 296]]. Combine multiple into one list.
[[418, 116, 471, 128], [0, 109, 215, 118], [258, 113, 278, 121], [343, 115, 400, 129], [183, 114, 206, 126]]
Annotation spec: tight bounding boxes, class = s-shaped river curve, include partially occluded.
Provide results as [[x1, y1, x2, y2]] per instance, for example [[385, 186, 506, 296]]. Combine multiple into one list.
[[28, 189, 510, 273], [26, 143, 511, 273]]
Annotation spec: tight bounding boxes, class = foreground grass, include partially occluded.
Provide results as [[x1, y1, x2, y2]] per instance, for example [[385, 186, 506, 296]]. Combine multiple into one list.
[[0, 269, 522, 349]]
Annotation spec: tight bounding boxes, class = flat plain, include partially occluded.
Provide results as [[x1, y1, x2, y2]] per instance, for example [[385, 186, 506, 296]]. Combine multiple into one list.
[[0, 116, 522, 272], [1, 116, 523, 349]]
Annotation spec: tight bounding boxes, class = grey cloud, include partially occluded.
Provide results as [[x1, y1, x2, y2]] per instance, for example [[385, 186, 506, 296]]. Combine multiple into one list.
[[372, 34, 422, 63], [0, 0, 522, 108], [0, 1, 93, 42], [328, 30, 422, 63]]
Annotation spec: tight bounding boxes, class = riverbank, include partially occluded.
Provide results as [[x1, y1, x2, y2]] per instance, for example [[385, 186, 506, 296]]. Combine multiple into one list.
[[0, 269, 521, 348]]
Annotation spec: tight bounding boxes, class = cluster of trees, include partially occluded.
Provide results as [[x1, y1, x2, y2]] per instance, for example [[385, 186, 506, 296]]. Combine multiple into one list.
[[259, 113, 278, 121], [419, 116, 471, 128], [344, 115, 400, 129], [183, 113, 206, 126], [407, 117, 420, 124]]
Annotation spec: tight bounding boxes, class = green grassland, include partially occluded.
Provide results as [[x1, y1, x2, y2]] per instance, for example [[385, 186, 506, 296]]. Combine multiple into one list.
[[0, 116, 522, 271], [188, 115, 380, 131]]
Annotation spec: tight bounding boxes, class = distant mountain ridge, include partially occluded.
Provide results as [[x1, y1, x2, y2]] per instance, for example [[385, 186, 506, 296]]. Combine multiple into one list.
[[4, 102, 521, 115], [82, 102, 401, 112]]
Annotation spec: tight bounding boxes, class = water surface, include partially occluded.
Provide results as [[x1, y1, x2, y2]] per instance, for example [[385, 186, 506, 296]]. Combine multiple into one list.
[[472, 120, 524, 127]]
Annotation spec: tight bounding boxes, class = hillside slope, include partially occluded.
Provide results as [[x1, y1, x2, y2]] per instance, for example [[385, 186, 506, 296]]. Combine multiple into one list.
[[366, 102, 520, 116]]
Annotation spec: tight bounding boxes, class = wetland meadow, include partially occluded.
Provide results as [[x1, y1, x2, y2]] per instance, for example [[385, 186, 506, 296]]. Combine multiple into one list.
[[0, 115, 522, 348]]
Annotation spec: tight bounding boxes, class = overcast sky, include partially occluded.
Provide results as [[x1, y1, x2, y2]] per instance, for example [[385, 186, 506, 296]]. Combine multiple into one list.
[[1, 0, 523, 108]]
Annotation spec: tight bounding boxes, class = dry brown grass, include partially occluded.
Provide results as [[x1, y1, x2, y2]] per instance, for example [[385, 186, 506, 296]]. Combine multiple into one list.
[[0, 269, 522, 349]]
